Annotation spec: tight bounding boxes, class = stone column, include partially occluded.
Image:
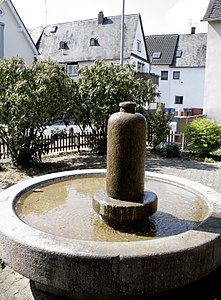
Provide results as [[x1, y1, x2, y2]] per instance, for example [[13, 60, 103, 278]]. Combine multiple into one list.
[[106, 102, 146, 202]]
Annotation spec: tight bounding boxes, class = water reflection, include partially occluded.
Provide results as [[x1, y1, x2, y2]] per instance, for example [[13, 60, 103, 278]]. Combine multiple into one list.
[[16, 176, 209, 242]]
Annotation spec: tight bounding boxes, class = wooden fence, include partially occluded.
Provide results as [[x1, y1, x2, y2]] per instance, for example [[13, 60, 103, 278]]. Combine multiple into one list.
[[165, 132, 186, 150], [0, 131, 186, 160]]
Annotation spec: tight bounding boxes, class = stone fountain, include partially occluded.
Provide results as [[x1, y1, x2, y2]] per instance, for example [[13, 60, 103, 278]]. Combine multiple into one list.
[[93, 101, 157, 225], [0, 102, 221, 300]]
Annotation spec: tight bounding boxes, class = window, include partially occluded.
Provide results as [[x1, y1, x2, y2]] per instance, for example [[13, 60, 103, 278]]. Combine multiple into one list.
[[161, 71, 168, 80], [90, 38, 99, 46], [176, 50, 182, 58], [59, 41, 68, 50], [137, 40, 141, 52], [173, 71, 180, 80], [175, 96, 183, 104], [152, 52, 162, 59], [0, 9, 4, 17], [0, 22, 4, 59], [137, 62, 144, 73], [67, 65, 78, 77]]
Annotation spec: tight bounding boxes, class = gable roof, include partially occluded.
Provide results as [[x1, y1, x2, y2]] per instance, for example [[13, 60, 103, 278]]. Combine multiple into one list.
[[36, 13, 147, 63], [145, 34, 179, 65], [145, 33, 207, 68], [1, 0, 38, 56], [175, 33, 207, 67], [202, 0, 221, 21]]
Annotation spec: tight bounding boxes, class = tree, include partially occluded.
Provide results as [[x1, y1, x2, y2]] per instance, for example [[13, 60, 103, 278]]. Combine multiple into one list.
[[0, 58, 78, 166], [145, 103, 172, 151], [75, 60, 159, 154]]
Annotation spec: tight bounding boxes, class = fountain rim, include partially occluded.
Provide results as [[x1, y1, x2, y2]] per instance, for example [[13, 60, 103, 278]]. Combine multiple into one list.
[[0, 169, 220, 258]]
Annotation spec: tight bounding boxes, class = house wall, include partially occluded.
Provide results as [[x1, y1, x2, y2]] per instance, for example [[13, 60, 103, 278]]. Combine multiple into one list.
[[0, 1, 36, 64], [131, 19, 149, 73], [151, 65, 205, 113], [204, 21, 221, 123]]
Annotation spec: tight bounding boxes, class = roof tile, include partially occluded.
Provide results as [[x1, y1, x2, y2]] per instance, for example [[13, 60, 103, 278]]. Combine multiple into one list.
[[202, 0, 221, 21]]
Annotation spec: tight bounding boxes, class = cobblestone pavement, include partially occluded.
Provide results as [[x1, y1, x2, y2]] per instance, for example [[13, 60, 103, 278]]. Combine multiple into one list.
[[1, 154, 221, 299]]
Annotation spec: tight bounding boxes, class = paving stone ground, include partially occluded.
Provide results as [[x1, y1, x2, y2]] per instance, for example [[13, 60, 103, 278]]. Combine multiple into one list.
[[1, 153, 221, 299]]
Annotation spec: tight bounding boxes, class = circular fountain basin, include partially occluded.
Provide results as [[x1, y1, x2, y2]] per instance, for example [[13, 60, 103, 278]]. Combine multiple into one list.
[[0, 169, 221, 299]]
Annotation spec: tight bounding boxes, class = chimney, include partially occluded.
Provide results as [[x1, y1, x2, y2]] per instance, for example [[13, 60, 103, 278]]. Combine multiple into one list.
[[98, 11, 104, 25], [191, 27, 196, 34]]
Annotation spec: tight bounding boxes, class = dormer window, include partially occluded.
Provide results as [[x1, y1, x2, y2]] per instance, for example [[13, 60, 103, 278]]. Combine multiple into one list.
[[50, 25, 58, 33], [59, 41, 69, 50], [90, 38, 99, 46], [152, 52, 162, 59]]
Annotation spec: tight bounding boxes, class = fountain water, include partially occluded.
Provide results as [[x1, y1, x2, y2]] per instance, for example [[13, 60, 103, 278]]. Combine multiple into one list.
[[0, 102, 221, 300]]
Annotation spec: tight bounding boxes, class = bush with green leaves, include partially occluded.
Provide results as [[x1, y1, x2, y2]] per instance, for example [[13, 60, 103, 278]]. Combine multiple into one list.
[[145, 103, 172, 151], [160, 143, 181, 158], [0, 58, 78, 166], [185, 118, 221, 156], [74, 60, 159, 154]]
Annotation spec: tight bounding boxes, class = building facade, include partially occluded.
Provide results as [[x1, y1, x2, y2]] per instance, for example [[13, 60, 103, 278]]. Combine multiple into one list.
[[202, 0, 221, 123], [0, 0, 38, 64], [146, 31, 206, 116], [31, 12, 151, 78]]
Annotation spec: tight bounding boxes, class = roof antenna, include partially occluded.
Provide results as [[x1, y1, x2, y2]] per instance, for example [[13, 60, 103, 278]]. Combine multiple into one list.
[[45, 0, 48, 26]]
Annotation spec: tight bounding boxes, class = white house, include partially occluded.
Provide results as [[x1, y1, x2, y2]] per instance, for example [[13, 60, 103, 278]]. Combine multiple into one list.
[[202, 0, 221, 123], [0, 0, 38, 64], [145, 30, 207, 116], [31, 12, 153, 78]]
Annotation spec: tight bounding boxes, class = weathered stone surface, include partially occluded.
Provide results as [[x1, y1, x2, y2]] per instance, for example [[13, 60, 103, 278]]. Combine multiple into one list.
[[93, 189, 157, 224], [0, 170, 221, 299], [106, 102, 146, 201]]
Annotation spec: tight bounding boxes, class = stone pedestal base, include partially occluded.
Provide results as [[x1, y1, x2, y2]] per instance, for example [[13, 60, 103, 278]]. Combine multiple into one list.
[[93, 189, 157, 224]]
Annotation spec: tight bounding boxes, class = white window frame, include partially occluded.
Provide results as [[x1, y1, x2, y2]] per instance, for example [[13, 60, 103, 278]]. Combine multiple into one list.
[[67, 65, 78, 77], [137, 40, 141, 52]]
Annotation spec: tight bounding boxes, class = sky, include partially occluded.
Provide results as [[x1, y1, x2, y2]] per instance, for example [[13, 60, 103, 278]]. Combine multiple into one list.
[[12, 0, 210, 35]]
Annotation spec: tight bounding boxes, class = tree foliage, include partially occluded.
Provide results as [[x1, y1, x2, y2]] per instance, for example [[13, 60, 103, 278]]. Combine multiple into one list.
[[185, 118, 221, 157], [74, 60, 159, 154], [0, 58, 77, 166]]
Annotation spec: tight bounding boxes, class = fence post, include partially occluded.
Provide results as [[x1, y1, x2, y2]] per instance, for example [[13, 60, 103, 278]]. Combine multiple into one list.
[[74, 133, 80, 152], [181, 133, 185, 151]]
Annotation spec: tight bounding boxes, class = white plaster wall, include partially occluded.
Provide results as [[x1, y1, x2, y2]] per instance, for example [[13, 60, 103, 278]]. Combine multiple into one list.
[[151, 65, 205, 111], [0, 1, 36, 65], [204, 21, 221, 123], [131, 19, 149, 73]]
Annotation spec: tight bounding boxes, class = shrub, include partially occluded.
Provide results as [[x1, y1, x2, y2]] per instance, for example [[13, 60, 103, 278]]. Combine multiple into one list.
[[0, 58, 78, 166], [145, 103, 172, 151], [160, 143, 181, 158], [75, 60, 159, 155], [185, 118, 221, 156]]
